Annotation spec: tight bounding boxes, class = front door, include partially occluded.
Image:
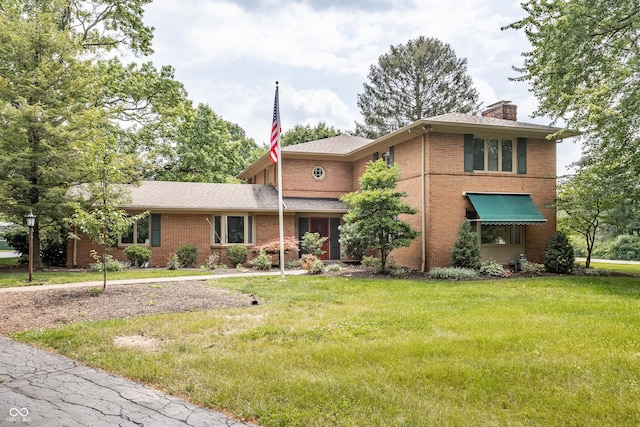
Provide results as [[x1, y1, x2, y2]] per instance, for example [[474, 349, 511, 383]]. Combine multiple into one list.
[[310, 218, 330, 260]]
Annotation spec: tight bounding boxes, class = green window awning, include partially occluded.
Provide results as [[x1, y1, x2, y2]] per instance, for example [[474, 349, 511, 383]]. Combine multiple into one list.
[[466, 193, 546, 225]]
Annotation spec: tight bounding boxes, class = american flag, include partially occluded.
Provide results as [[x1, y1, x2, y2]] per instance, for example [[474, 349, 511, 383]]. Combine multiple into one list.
[[269, 85, 281, 163]]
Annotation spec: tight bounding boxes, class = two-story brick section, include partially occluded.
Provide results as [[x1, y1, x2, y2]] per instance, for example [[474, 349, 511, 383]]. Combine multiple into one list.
[[68, 101, 577, 271]]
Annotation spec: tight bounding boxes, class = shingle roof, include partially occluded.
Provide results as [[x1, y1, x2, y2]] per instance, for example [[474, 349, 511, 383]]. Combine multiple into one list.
[[282, 134, 373, 155], [119, 181, 347, 212], [426, 112, 563, 132]]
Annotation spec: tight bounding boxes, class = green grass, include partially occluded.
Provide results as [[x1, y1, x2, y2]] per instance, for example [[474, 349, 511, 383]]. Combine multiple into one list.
[[0, 268, 215, 288], [13, 275, 640, 426], [585, 260, 640, 275]]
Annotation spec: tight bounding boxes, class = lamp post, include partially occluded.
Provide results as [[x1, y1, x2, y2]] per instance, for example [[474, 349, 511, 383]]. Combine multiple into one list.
[[25, 211, 35, 282]]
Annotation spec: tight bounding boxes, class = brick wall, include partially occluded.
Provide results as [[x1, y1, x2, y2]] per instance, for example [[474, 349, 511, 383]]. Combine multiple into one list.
[[370, 132, 558, 271], [68, 212, 298, 269], [281, 159, 354, 198]]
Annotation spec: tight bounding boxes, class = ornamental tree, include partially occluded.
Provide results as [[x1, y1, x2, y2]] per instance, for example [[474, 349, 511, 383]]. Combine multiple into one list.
[[340, 160, 420, 272]]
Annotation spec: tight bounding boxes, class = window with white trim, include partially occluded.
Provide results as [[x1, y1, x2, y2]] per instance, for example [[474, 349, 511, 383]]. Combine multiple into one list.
[[213, 214, 254, 245], [120, 218, 150, 245], [472, 137, 514, 172]]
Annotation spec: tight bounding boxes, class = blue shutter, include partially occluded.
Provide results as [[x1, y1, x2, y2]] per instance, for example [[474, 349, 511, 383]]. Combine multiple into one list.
[[464, 134, 473, 172], [517, 138, 527, 174], [151, 214, 161, 247]]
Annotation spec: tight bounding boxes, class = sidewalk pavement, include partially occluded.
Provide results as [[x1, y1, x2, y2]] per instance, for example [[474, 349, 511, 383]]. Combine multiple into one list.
[[0, 269, 308, 293], [0, 270, 310, 426]]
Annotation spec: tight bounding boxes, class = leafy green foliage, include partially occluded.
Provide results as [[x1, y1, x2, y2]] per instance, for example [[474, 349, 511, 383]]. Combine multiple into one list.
[[544, 231, 575, 274], [300, 232, 328, 256], [450, 221, 481, 269], [361, 256, 383, 272], [205, 253, 220, 270], [88, 252, 128, 272], [153, 103, 262, 183], [0, 0, 189, 269], [301, 254, 325, 274], [480, 259, 505, 277], [175, 244, 198, 268], [340, 160, 420, 272], [251, 249, 272, 271], [607, 235, 640, 261], [505, 1, 640, 165], [556, 164, 621, 267], [123, 245, 152, 268], [226, 245, 249, 266], [428, 267, 479, 280], [166, 254, 180, 270], [280, 122, 341, 147], [356, 36, 481, 138]]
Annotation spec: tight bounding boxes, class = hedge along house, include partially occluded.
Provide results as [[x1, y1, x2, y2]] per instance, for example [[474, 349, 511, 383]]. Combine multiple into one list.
[[68, 101, 576, 270]]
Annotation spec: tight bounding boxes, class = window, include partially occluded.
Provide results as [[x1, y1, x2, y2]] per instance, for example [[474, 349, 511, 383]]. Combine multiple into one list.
[[480, 225, 523, 245], [312, 166, 325, 179], [472, 137, 513, 172], [120, 218, 150, 245], [213, 214, 254, 245]]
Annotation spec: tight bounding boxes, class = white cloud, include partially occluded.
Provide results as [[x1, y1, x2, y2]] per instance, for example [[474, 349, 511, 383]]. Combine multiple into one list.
[[141, 0, 581, 174]]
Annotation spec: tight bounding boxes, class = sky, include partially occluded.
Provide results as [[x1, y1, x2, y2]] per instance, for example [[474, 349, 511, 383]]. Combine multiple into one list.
[[137, 0, 582, 175]]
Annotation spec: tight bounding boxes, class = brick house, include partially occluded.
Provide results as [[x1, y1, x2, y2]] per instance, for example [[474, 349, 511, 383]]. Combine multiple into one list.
[[68, 101, 575, 270]]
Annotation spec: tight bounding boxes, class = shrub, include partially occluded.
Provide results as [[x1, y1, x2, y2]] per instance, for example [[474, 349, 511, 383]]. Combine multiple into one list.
[[609, 234, 640, 261], [391, 266, 411, 279], [301, 232, 328, 256], [451, 221, 481, 269], [251, 249, 272, 271], [285, 260, 302, 269], [479, 259, 504, 276], [206, 253, 220, 270], [428, 267, 479, 280], [166, 254, 180, 270], [301, 254, 325, 274], [326, 263, 342, 273], [89, 253, 128, 272], [524, 262, 545, 275], [361, 255, 382, 272], [123, 245, 152, 267], [544, 231, 575, 273], [226, 245, 249, 265], [176, 244, 198, 268]]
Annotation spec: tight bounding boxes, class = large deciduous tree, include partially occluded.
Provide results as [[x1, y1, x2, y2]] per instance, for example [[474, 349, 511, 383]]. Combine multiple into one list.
[[339, 160, 420, 271], [556, 161, 624, 268], [505, 1, 640, 168], [0, 0, 188, 268], [281, 122, 342, 147], [152, 103, 262, 183], [356, 36, 481, 139]]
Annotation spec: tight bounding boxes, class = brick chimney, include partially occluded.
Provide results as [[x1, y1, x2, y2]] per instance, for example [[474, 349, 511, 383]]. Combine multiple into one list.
[[481, 100, 517, 121]]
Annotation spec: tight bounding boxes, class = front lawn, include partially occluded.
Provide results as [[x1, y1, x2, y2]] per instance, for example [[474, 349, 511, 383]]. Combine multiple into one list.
[[13, 275, 640, 426]]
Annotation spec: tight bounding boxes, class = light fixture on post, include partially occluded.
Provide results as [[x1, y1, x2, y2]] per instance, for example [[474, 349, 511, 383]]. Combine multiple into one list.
[[25, 211, 36, 282]]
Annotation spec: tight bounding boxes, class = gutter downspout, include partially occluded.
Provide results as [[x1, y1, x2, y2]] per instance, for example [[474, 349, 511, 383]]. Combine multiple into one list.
[[421, 133, 426, 272]]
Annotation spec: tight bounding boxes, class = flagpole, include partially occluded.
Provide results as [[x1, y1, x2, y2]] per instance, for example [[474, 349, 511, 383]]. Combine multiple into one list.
[[271, 82, 286, 281]]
